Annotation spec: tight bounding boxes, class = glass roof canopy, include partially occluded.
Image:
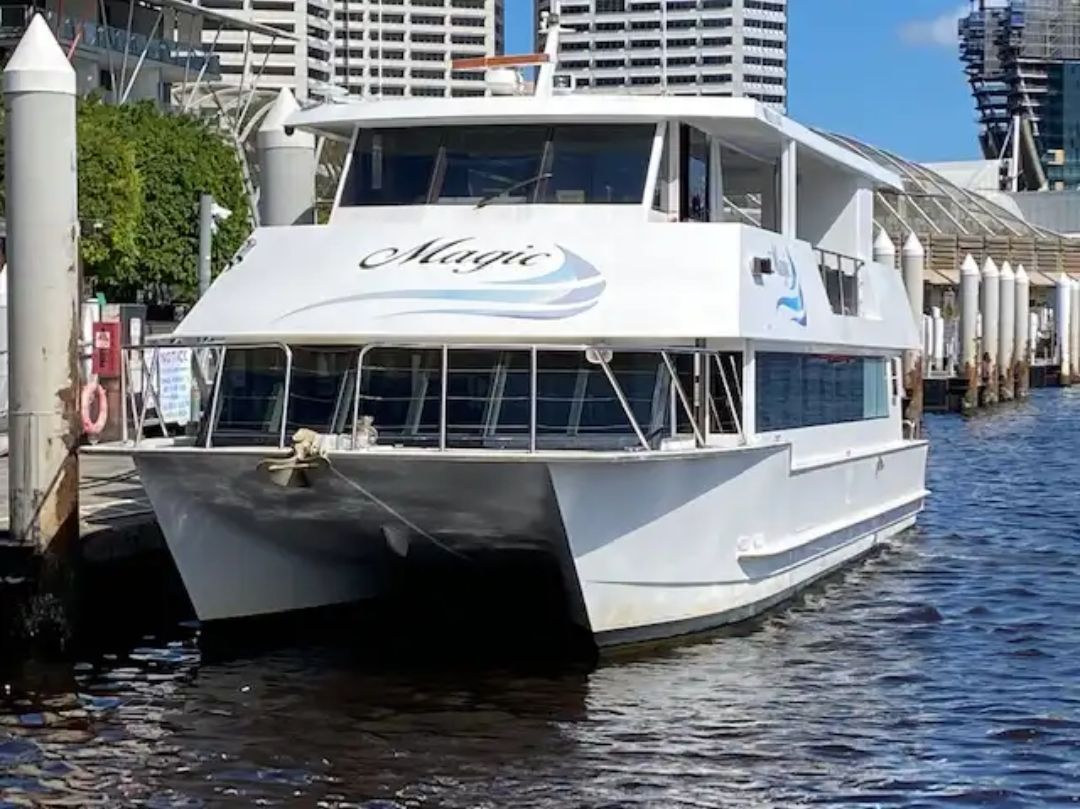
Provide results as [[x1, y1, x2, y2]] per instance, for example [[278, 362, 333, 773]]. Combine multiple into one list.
[[821, 132, 1056, 240], [818, 132, 1080, 287]]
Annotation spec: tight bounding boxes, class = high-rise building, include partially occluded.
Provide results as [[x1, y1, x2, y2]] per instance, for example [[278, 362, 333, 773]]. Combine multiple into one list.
[[199, 0, 335, 102], [533, 0, 786, 110], [960, 0, 1080, 190], [333, 0, 505, 99]]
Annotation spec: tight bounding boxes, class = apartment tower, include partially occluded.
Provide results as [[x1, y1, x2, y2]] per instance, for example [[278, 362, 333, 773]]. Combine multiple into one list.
[[334, 0, 505, 98], [534, 0, 787, 109]]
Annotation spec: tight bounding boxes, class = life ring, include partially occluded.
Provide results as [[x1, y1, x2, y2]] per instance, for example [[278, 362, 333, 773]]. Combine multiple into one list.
[[81, 382, 108, 435]]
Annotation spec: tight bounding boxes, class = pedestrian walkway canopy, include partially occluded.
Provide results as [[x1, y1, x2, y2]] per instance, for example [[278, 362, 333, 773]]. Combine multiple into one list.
[[822, 132, 1080, 288]]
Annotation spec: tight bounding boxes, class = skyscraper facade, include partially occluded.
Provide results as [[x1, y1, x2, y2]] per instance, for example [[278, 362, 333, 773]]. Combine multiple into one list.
[[199, 0, 504, 104], [960, 0, 1080, 189], [333, 0, 505, 98], [533, 0, 786, 110], [200, 0, 335, 102]]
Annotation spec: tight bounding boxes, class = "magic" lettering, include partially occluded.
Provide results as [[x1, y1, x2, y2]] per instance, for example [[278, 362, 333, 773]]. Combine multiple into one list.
[[359, 237, 552, 274]]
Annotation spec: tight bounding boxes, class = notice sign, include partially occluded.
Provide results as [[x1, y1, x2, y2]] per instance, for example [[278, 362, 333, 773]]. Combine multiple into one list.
[[154, 347, 193, 425]]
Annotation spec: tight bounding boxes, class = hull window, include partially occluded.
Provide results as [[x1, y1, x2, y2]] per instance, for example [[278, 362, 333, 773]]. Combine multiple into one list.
[[755, 353, 890, 432]]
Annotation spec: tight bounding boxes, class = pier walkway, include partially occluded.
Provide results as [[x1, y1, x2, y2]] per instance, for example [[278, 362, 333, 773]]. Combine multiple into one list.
[[0, 453, 154, 548]]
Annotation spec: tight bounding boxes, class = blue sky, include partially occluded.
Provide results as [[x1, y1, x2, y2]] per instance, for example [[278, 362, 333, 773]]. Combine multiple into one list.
[[504, 0, 981, 162]]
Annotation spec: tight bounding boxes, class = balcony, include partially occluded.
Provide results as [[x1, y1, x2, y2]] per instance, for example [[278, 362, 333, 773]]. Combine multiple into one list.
[[0, 6, 220, 76]]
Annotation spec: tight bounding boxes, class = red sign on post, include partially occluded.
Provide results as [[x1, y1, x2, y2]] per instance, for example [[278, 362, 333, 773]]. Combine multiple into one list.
[[91, 321, 121, 378]]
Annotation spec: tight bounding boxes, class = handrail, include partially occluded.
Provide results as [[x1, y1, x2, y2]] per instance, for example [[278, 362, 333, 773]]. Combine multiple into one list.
[[348, 342, 742, 454], [122, 340, 292, 448], [815, 247, 864, 317], [127, 341, 746, 453]]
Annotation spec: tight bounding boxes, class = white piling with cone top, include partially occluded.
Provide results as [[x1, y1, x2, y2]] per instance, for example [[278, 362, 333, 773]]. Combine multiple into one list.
[[3, 15, 80, 551], [900, 233, 925, 425], [873, 230, 896, 268], [999, 261, 1015, 401], [981, 258, 1000, 403], [960, 255, 980, 411], [1057, 273, 1072, 384], [1072, 280, 1080, 386], [257, 88, 316, 227], [1015, 264, 1030, 396]]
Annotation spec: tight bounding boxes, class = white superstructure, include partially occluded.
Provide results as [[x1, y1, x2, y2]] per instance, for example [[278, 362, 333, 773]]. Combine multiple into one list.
[[334, 0, 505, 98], [94, 46, 925, 653], [536, 0, 786, 108]]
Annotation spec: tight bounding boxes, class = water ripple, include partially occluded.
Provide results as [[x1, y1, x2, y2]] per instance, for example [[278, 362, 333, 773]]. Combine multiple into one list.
[[3, 390, 1080, 806]]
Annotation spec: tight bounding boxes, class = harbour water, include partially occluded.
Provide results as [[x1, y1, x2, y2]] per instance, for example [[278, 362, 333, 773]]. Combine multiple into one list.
[[3, 389, 1080, 807]]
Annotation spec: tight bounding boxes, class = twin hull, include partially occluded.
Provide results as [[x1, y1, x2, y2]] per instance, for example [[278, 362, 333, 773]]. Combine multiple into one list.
[[134, 441, 928, 647]]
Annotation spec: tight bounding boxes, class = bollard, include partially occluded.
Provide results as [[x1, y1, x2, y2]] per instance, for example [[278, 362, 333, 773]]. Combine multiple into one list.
[[999, 261, 1015, 401], [4, 15, 80, 552], [1057, 273, 1072, 384], [257, 88, 316, 227], [901, 233, 925, 426], [198, 192, 213, 298], [1015, 264, 1030, 397], [960, 254, 980, 413], [981, 258, 1000, 404]]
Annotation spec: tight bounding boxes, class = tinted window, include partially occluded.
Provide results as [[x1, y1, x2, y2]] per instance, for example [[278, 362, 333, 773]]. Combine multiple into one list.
[[541, 125, 654, 204], [755, 353, 889, 432], [211, 347, 356, 446], [346, 128, 439, 205], [341, 124, 654, 206], [358, 348, 442, 446], [437, 126, 547, 202]]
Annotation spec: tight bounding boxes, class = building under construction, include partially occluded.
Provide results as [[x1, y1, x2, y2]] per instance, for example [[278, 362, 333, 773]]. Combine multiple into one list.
[[959, 0, 1080, 191]]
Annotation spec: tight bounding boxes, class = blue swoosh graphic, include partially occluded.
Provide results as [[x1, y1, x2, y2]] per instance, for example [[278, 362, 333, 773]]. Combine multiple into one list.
[[775, 249, 807, 327], [273, 244, 605, 323]]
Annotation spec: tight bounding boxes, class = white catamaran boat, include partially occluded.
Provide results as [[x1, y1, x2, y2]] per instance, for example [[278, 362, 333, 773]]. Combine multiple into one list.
[[94, 22, 928, 649]]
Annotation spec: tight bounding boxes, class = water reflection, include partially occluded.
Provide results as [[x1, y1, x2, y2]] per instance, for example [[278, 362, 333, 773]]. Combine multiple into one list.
[[3, 390, 1080, 806]]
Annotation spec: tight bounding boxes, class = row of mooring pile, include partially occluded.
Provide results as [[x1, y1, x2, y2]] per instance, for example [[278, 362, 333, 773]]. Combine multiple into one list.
[[875, 231, 1038, 415], [2, 16, 315, 557], [1, 15, 320, 656]]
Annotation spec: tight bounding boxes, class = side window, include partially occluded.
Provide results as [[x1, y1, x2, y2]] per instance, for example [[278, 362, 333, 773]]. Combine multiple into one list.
[[680, 125, 710, 222], [652, 126, 671, 213]]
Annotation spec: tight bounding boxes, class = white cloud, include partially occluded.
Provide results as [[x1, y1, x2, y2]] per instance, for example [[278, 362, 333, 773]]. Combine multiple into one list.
[[898, 4, 969, 48]]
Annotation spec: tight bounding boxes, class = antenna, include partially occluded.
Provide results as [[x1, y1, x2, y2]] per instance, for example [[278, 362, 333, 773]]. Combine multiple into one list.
[[536, 1, 570, 96]]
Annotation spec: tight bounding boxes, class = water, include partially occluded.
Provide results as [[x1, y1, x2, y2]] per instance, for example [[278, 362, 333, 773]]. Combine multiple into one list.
[[4, 389, 1080, 807]]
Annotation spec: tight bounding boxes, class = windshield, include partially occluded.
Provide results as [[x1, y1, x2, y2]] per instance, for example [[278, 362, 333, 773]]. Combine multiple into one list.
[[340, 124, 655, 206]]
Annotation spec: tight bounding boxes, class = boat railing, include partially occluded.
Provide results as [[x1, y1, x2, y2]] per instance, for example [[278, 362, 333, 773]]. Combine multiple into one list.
[[816, 248, 863, 317], [120, 341, 746, 454], [119, 341, 291, 447]]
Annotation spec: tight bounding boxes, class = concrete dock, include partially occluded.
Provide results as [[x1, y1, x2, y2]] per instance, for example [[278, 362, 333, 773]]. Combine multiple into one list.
[[0, 452, 159, 560]]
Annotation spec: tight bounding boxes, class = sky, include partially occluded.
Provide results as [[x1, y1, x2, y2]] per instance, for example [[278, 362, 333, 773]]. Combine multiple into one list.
[[503, 0, 982, 162]]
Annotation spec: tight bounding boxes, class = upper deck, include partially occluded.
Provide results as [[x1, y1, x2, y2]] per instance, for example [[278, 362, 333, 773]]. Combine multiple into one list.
[[168, 92, 917, 352], [288, 95, 902, 192]]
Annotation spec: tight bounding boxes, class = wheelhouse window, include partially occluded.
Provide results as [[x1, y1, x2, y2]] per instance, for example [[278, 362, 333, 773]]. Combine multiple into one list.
[[209, 347, 357, 446], [755, 353, 889, 432], [340, 124, 655, 206], [204, 346, 744, 451]]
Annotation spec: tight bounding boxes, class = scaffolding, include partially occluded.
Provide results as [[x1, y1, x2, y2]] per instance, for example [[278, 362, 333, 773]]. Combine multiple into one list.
[[960, 0, 1080, 189]]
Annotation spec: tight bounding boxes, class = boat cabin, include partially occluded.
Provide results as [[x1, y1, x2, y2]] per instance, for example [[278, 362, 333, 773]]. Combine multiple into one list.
[[135, 96, 915, 460]]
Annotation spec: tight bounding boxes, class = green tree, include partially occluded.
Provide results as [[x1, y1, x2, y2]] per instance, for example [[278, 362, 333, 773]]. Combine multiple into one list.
[[77, 101, 142, 293], [0, 99, 251, 304]]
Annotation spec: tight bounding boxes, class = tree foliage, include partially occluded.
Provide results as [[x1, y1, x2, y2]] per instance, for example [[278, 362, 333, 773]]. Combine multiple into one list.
[[0, 99, 251, 304]]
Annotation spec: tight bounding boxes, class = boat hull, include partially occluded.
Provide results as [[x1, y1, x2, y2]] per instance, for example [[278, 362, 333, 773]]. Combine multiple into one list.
[[132, 441, 928, 647]]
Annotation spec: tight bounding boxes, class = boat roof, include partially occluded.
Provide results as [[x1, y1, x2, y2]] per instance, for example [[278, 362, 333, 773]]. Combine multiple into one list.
[[287, 95, 903, 190]]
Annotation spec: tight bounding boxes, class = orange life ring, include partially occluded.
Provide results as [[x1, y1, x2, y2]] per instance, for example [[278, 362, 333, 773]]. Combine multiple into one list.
[[81, 382, 108, 435]]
